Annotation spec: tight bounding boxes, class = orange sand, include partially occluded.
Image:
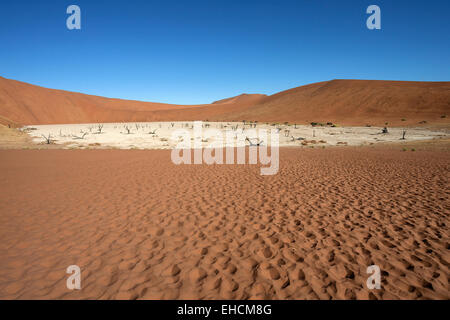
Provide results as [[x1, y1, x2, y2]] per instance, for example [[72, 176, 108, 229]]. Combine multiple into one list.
[[1, 76, 449, 127], [0, 147, 448, 299]]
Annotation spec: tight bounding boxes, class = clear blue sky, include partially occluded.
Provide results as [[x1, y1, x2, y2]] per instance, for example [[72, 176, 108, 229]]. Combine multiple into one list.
[[0, 0, 449, 104]]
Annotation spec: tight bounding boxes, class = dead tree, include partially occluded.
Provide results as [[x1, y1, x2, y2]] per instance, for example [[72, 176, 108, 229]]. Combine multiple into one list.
[[97, 124, 104, 134], [246, 137, 263, 146], [401, 130, 406, 140], [41, 133, 52, 144], [148, 129, 157, 135], [72, 132, 88, 140]]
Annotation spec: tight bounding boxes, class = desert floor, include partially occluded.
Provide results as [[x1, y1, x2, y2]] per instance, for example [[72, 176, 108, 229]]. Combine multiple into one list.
[[0, 145, 448, 300], [22, 122, 449, 149]]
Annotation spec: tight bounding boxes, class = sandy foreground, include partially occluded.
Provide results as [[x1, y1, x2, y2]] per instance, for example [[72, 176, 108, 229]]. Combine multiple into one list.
[[0, 147, 448, 300]]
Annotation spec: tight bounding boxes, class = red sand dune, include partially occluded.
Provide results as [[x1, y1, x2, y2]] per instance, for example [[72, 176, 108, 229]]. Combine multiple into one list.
[[0, 148, 448, 299], [0, 76, 449, 126], [0, 76, 205, 126], [212, 93, 267, 105], [218, 80, 450, 126]]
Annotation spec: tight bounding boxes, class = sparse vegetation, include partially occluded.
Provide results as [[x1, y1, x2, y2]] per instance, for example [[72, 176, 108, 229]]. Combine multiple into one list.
[[123, 126, 132, 134], [72, 132, 88, 140], [245, 137, 263, 146], [41, 133, 53, 144], [13, 121, 445, 151]]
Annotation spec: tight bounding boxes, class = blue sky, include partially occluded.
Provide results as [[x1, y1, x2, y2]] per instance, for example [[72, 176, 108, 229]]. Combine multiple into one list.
[[0, 0, 449, 104]]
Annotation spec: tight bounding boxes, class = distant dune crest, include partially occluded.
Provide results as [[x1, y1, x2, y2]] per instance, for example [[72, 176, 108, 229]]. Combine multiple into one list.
[[212, 93, 268, 105], [0, 76, 448, 126]]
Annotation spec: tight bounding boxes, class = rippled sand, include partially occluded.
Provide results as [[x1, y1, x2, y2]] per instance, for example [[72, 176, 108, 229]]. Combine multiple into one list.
[[0, 147, 448, 299]]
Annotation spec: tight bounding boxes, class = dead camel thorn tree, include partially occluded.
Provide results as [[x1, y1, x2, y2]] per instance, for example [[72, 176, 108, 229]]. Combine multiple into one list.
[[72, 132, 88, 140], [41, 133, 53, 144], [123, 126, 132, 134], [95, 124, 104, 134], [401, 130, 407, 140], [245, 137, 264, 146]]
